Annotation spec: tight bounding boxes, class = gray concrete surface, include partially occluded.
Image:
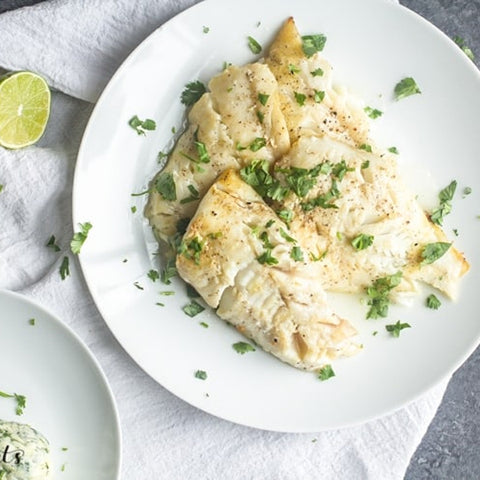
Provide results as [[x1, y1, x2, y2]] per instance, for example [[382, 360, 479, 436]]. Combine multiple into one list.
[[1, 0, 479, 478]]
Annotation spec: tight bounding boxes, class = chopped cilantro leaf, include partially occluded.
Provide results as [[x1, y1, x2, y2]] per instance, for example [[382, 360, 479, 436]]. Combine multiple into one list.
[[421, 242, 451, 265], [178, 236, 204, 265], [359, 143, 372, 152], [351, 233, 374, 251], [183, 300, 205, 317], [302, 34, 327, 57], [155, 172, 177, 201], [385, 321, 411, 338], [29, 318, 35, 326], [388, 146, 399, 154], [318, 364, 335, 381], [128, 115, 156, 135], [180, 184, 200, 204], [364, 106, 383, 119], [426, 294, 442, 310], [313, 90, 325, 103], [232, 341, 256, 354], [147, 269, 160, 282], [181, 81, 207, 106], [59, 256, 70, 280], [311, 68, 324, 77], [453, 36, 475, 61], [394, 77, 421, 101], [258, 93, 269, 106], [288, 64, 300, 74], [46, 235, 61, 252], [194, 370, 207, 380], [290, 246, 304, 262], [249, 137, 267, 152], [203, 26, 210, 34], [294, 92, 307, 106], [70, 222, 92, 254], [161, 258, 177, 284], [247, 36, 262, 54], [365, 271, 402, 319]]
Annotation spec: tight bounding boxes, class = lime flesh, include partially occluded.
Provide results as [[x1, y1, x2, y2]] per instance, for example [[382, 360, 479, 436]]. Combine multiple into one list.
[[0, 71, 51, 149]]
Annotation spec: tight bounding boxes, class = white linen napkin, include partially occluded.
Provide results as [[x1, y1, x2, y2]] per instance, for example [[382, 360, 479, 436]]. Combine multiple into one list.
[[0, 1, 449, 478]]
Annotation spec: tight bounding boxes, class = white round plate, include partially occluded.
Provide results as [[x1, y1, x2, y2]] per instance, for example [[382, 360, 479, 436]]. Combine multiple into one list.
[[0, 290, 121, 477], [73, 0, 480, 431]]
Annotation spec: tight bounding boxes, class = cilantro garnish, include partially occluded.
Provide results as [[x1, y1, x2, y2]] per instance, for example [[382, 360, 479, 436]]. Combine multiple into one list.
[[59, 256, 70, 280], [385, 321, 411, 338], [394, 77, 421, 101], [133, 282, 144, 290], [46, 235, 61, 252], [318, 364, 335, 381], [181, 81, 207, 106], [294, 92, 307, 106], [277, 209, 293, 225], [365, 271, 402, 319], [178, 237, 204, 265], [161, 258, 177, 284], [279, 164, 322, 197], [249, 137, 267, 152], [288, 64, 300, 74], [180, 184, 200, 204], [314, 90, 325, 103], [311, 68, 324, 77], [290, 246, 304, 262], [183, 300, 205, 317], [388, 146, 399, 154], [256, 110, 264, 123], [351, 233, 374, 251], [70, 222, 92, 254], [453, 36, 475, 61], [258, 93, 269, 106], [29, 318, 35, 326], [0, 390, 26, 416], [128, 115, 156, 135], [430, 180, 457, 225], [364, 106, 383, 119], [426, 294, 442, 310], [232, 341, 256, 354], [420, 242, 451, 265], [247, 36, 262, 54], [155, 172, 177, 201], [194, 370, 207, 380], [359, 143, 372, 152], [147, 269, 160, 282], [240, 159, 289, 202], [301, 181, 340, 211], [202, 26, 210, 34], [302, 34, 327, 57]]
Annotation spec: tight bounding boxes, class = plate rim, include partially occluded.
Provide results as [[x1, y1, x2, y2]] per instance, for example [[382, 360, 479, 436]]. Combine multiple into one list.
[[0, 288, 123, 476]]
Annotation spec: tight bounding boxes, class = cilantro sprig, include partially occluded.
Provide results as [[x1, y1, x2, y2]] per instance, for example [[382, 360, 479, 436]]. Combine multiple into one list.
[[430, 180, 457, 226], [0, 390, 26, 416], [181, 81, 207, 106], [70, 222, 92, 254], [385, 321, 411, 338], [302, 34, 327, 57]]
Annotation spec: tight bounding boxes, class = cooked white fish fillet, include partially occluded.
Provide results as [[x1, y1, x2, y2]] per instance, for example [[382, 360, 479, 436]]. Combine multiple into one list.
[[145, 63, 289, 243], [176, 169, 359, 370], [274, 135, 469, 300], [265, 17, 370, 147], [146, 17, 469, 371]]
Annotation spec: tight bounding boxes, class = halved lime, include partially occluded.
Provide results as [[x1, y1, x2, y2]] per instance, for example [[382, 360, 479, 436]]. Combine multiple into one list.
[[0, 71, 51, 149]]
